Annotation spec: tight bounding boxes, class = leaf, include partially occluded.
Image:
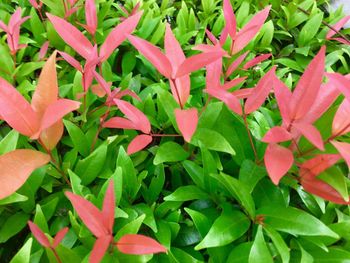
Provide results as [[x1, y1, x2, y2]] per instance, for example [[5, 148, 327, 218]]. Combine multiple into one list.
[[0, 130, 19, 155], [99, 12, 142, 62], [116, 234, 166, 255], [332, 99, 350, 137], [256, 206, 339, 238], [223, 0, 236, 39], [195, 207, 250, 250], [243, 54, 271, 70], [331, 141, 350, 168], [327, 16, 350, 39], [128, 34, 172, 78], [309, 248, 350, 262], [46, 13, 93, 59], [326, 73, 350, 103], [102, 180, 115, 233], [0, 77, 39, 137], [63, 120, 90, 157], [9, 237, 32, 263], [28, 221, 50, 248], [264, 143, 294, 185], [52, 227, 69, 248], [90, 235, 111, 263], [293, 122, 324, 150], [205, 87, 242, 115], [249, 225, 273, 263], [261, 127, 292, 143], [85, 0, 97, 35], [191, 128, 235, 155], [298, 12, 323, 47], [175, 108, 198, 142], [164, 24, 185, 72], [263, 225, 290, 263], [164, 185, 209, 201], [127, 134, 153, 155], [58, 51, 83, 72], [154, 141, 189, 165], [65, 191, 107, 237], [0, 149, 50, 199], [0, 192, 27, 205], [0, 212, 30, 243], [289, 46, 325, 120]]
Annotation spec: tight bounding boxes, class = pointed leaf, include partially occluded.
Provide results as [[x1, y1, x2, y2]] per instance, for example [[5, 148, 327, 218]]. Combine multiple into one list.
[[326, 72, 350, 102], [170, 76, 190, 106], [90, 235, 111, 263], [293, 122, 324, 150], [331, 141, 350, 168], [85, 0, 97, 35], [0, 149, 50, 199], [102, 180, 115, 233], [164, 24, 185, 71], [205, 88, 242, 115], [175, 108, 198, 142], [28, 221, 50, 248], [52, 227, 69, 248], [301, 154, 341, 176], [226, 51, 249, 77], [222, 77, 247, 90], [262, 126, 292, 143], [116, 234, 166, 255], [127, 134, 152, 155], [223, 0, 237, 39], [58, 51, 83, 72], [327, 16, 350, 39], [272, 74, 292, 125], [243, 53, 271, 69], [103, 117, 137, 130], [40, 120, 64, 151], [332, 99, 350, 137]]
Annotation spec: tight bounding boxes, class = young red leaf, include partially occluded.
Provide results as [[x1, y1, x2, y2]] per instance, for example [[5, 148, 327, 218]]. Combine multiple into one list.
[[205, 29, 219, 45], [164, 24, 185, 72], [127, 134, 153, 155], [85, 0, 97, 35], [39, 41, 49, 60], [0, 150, 50, 199], [231, 88, 253, 99], [244, 66, 275, 114], [116, 234, 167, 255], [127, 34, 172, 78], [93, 71, 112, 97], [332, 99, 350, 137], [206, 59, 222, 90], [90, 235, 112, 263], [301, 154, 341, 176], [225, 51, 249, 78], [326, 72, 350, 102], [331, 141, 350, 168], [46, 13, 93, 59], [52, 227, 69, 248], [40, 121, 64, 151], [222, 77, 247, 90], [243, 53, 271, 69], [272, 73, 292, 126], [103, 117, 137, 130], [293, 122, 324, 151], [175, 108, 198, 142], [264, 143, 294, 185], [262, 127, 292, 143], [223, 0, 237, 39], [289, 46, 325, 120], [170, 77, 190, 106], [58, 51, 83, 72], [28, 221, 51, 248], [102, 180, 115, 233], [205, 88, 242, 115], [326, 16, 350, 39], [65, 192, 108, 237], [99, 12, 142, 62]]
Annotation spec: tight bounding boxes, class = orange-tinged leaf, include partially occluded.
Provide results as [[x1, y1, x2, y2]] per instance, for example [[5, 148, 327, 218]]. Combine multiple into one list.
[[116, 234, 167, 255], [175, 108, 198, 142], [331, 141, 350, 168], [0, 150, 50, 199], [31, 51, 58, 118], [262, 126, 292, 143], [90, 235, 112, 263], [0, 77, 39, 137], [53, 227, 69, 248], [102, 180, 115, 233], [264, 143, 293, 185], [28, 221, 51, 248], [332, 99, 350, 137], [103, 117, 137, 130], [127, 134, 152, 155], [39, 120, 64, 151]]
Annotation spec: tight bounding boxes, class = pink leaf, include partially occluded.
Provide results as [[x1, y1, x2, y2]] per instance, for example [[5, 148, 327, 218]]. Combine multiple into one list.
[[99, 12, 142, 62], [289, 46, 325, 120], [53, 227, 69, 248], [113, 89, 141, 102], [85, 0, 97, 36], [93, 71, 112, 96], [113, 99, 151, 134], [293, 122, 324, 151], [175, 51, 225, 78], [329, 37, 350, 45], [205, 29, 218, 45], [103, 117, 137, 130], [206, 59, 222, 90], [58, 51, 83, 72], [225, 51, 249, 78], [102, 180, 115, 233], [0, 21, 8, 32], [326, 16, 350, 39], [332, 99, 350, 137], [39, 41, 49, 60], [261, 127, 292, 143], [264, 143, 294, 185], [127, 134, 153, 155], [244, 66, 275, 114], [28, 221, 51, 248], [127, 34, 172, 78], [46, 13, 93, 59], [170, 77, 190, 106], [90, 235, 112, 263], [116, 234, 167, 255], [231, 88, 253, 99], [326, 72, 350, 103], [28, 0, 40, 9], [301, 154, 341, 176], [164, 24, 185, 72], [331, 141, 350, 168], [0, 77, 39, 137], [205, 88, 242, 115], [175, 108, 198, 142], [223, 0, 237, 39], [222, 77, 247, 90], [243, 53, 271, 69], [65, 192, 108, 238], [272, 73, 292, 126], [0, 150, 50, 199]]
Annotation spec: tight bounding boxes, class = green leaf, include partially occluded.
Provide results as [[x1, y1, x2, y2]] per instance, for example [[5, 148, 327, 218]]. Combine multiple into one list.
[[227, 242, 253, 263], [115, 214, 146, 240], [10, 238, 33, 263], [16, 62, 45, 78], [0, 44, 14, 74], [239, 160, 266, 193], [122, 51, 137, 75], [249, 225, 273, 263], [309, 248, 350, 262], [191, 128, 235, 155], [63, 120, 90, 157], [164, 186, 210, 202], [298, 12, 323, 47], [0, 130, 19, 155], [184, 208, 211, 237], [75, 143, 107, 185], [0, 212, 30, 243], [30, 8, 45, 44], [154, 141, 189, 165], [263, 225, 290, 263], [0, 192, 27, 205], [318, 166, 348, 201], [195, 207, 250, 250], [256, 206, 339, 238]]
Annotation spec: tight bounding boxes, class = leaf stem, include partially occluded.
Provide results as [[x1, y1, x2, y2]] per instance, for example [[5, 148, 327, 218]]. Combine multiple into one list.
[[242, 113, 258, 160]]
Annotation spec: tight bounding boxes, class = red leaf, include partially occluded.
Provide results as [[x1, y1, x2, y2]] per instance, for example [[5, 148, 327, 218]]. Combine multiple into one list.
[[272, 73, 292, 126], [127, 134, 153, 155], [0, 150, 50, 199], [205, 29, 218, 45], [206, 59, 222, 90], [301, 154, 341, 176], [93, 71, 112, 97], [223, 0, 236, 39], [65, 192, 108, 237], [127, 34, 172, 78], [293, 122, 324, 151], [28, 221, 51, 248], [175, 108, 198, 142], [164, 24, 185, 72], [326, 16, 350, 39], [231, 88, 253, 99], [102, 180, 115, 233], [261, 127, 292, 143], [113, 99, 151, 134], [326, 72, 350, 103], [90, 235, 112, 263], [264, 143, 294, 185], [289, 46, 325, 120], [205, 88, 242, 115], [225, 51, 249, 78], [243, 53, 271, 69], [46, 13, 93, 59], [85, 0, 97, 35], [331, 141, 350, 168], [52, 227, 69, 248], [116, 234, 167, 255], [222, 77, 247, 90], [244, 66, 275, 114], [39, 41, 49, 60], [99, 12, 142, 62], [58, 51, 83, 72], [170, 76, 191, 106], [0, 77, 39, 137], [103, 117, 137, 130], [332, 99, 350, 137]]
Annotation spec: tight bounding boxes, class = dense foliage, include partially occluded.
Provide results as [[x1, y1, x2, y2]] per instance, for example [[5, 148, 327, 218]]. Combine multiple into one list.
[[1, 0, 350, 262]]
